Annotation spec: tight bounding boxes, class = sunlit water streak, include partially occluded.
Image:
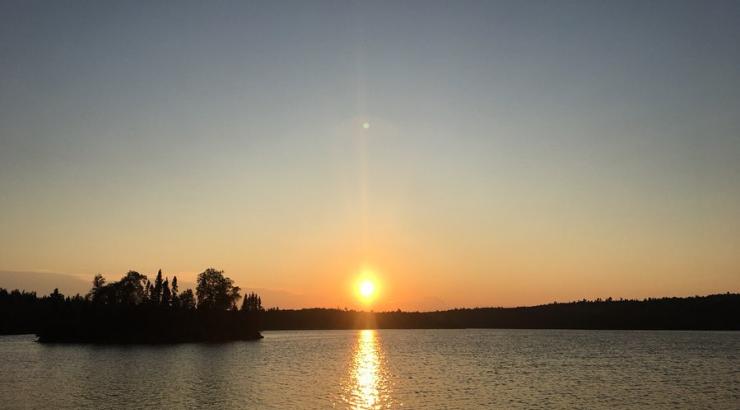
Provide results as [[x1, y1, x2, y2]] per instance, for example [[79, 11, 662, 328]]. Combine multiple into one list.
[[343, 329, 392, 409]]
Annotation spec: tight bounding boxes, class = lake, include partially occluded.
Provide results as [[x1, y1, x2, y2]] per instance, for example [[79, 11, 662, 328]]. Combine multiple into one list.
[[1, 329, 738, 409]]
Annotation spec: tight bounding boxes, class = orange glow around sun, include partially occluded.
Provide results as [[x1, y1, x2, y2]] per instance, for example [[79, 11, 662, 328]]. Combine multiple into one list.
[[355, 268, 380, 305]]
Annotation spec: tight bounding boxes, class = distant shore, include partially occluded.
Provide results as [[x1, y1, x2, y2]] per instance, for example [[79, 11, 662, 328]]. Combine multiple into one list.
[[260, 293, 740, 331], [2, 292, 738, 340]]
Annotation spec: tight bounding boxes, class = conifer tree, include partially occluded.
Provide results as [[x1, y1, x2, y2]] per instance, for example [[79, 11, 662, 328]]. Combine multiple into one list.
[[241, 292, 263, 312], [171, 276, 179, 307], [152, 269, 163, 304], [162, 278, 171, 307]]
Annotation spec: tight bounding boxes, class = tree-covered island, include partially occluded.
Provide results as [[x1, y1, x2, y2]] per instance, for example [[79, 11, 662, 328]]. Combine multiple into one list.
[[10, 268, 263, 343]]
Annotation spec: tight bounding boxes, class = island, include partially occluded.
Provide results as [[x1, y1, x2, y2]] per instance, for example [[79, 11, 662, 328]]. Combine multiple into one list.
[[0, 268, 263, 343]]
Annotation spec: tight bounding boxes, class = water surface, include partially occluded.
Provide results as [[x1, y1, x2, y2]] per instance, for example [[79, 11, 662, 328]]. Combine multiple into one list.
[[1, 329, 738, 408]]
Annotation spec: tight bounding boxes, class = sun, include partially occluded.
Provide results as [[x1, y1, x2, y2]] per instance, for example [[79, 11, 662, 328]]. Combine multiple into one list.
[[355, 271, 379, 304], [359, 280, 375, 298]]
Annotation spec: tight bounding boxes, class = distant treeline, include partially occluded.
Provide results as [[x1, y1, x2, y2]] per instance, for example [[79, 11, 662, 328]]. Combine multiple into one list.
[[261, 294, 740, 331], [0, 268, 263, 343], [3, 285, 739, 337]]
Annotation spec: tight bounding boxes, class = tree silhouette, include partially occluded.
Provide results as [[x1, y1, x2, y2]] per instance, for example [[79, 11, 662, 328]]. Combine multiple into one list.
[[143, 279, 151, 302], [89, 271, 148, 305], [152, 269, 163, 304], [171, 276, 179, 307], [90, 274, 106, 301], [116, 271, 149, 305], [161, 278, 171, 307], [179, 289, 196, 310], [196, 268, 241, 311], [48, 288, 64, 307], [241, 292, 263, 312]]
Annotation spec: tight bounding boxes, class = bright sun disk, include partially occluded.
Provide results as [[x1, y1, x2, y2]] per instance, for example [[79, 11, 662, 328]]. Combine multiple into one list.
[[359, 280, 375, 297]]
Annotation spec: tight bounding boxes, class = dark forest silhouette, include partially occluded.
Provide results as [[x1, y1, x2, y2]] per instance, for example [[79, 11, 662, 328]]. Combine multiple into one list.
[[0, 268, 263, 343], [260, 294, 740, 331], [2, 278, 738, 337]]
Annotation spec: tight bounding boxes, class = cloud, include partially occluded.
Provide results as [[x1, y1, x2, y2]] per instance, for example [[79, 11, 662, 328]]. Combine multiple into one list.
[[0, 271, 91, 296]]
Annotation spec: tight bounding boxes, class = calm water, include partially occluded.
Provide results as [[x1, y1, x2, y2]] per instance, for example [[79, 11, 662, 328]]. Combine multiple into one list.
[[0, 329, 738, 409]]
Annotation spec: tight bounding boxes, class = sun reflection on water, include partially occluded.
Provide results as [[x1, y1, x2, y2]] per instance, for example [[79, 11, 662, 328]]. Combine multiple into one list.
[[344, 329, 391, 409]]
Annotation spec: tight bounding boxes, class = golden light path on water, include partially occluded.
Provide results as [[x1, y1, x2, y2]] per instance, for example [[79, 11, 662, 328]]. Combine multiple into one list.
[[344, 330, 392, 409]]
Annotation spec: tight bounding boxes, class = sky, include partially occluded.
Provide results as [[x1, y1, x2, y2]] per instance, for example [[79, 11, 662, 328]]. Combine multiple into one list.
[[1, 1, 739, 310]]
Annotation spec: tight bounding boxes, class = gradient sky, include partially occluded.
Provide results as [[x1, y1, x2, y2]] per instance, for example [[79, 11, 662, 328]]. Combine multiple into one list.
[[1, 1, 739, 310]]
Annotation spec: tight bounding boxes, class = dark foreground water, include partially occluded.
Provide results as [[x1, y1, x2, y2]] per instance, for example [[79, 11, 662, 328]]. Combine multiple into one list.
[[0, 329, 738, 409]]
